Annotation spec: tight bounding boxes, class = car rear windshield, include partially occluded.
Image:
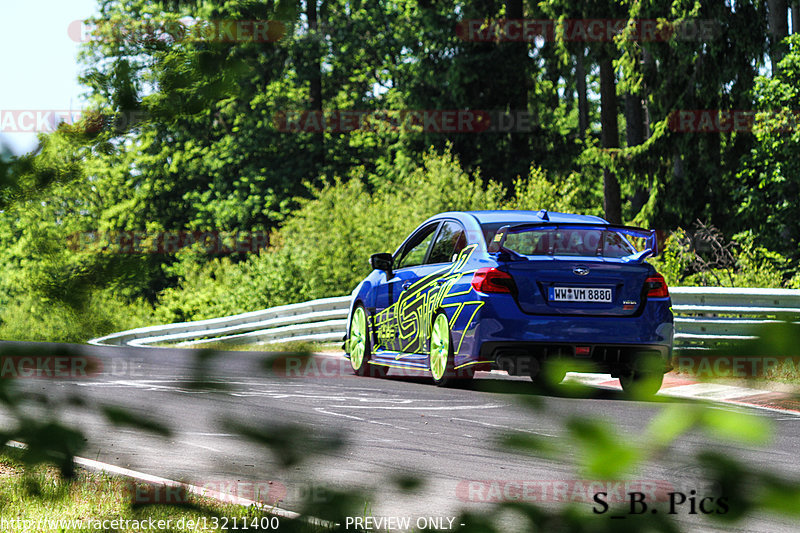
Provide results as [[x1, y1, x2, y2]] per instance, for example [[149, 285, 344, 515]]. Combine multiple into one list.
[[481, 223, 639, 258]]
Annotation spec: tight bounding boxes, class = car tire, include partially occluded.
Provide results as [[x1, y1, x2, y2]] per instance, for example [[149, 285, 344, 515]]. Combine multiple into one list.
[[347, 304, 387, 378], [619, 353, 664, 398], [619, 371, 663, 398], [530, 358, 567, 390], [429, 312, 458, 387]]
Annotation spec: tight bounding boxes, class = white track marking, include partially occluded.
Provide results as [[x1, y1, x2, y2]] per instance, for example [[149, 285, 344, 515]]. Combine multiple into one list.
[[181, 441, 224, 453], [313, 407, 409, 430], [334, 404, 504, 410], [440, 416, 557, 438]]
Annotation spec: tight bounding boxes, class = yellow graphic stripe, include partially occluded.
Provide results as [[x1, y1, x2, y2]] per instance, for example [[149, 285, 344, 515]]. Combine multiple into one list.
[[455, 301, 483, 355], [454, 360, 493, 370], [368, 244, 482, 358]]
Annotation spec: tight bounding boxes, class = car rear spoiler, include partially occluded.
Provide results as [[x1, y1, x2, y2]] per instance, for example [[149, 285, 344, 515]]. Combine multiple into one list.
[[487, 223, 659, 261]]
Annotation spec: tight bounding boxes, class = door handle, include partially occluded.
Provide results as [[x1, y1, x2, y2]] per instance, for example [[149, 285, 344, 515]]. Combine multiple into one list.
[[402, 281, 412, 291]]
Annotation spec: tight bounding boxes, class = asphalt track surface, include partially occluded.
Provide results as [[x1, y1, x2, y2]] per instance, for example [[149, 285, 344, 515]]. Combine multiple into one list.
[[2, 341, 800, 532]]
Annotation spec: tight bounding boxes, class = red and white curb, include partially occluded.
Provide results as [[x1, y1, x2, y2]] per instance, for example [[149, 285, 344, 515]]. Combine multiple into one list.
[[565, 373, 800, 416]]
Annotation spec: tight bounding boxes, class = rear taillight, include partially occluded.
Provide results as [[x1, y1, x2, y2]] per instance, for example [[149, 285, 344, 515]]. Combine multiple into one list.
[[471, 267, 515, 294], [645, 273, 670, 298]]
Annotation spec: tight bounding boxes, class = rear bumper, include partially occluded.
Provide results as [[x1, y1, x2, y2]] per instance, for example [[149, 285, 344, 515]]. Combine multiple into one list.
[[476, 293, 672, 340], [455, 293, 673, 371], [479, 341, 673, 376]]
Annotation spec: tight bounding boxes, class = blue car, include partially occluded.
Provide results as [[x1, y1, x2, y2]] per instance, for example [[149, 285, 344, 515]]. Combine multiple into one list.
[[343, 210, 673, 395]]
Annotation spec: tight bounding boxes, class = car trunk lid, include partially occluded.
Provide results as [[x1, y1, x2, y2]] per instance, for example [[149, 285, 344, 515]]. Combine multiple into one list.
[[503, 258, 652, 316]]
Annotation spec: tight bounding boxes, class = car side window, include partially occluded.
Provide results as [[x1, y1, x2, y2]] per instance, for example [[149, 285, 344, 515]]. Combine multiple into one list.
[[395, 223, 438, 269], [427, 221, 467, 264]]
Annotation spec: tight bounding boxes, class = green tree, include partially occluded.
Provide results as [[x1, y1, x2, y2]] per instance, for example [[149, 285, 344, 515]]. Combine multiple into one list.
[[614, 1, 769, 231], [736, 34, 800, 258]]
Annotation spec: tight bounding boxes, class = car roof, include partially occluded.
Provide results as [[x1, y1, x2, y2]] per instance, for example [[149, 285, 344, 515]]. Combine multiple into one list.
[[459, 210, 608, 225], [402, 210, 610, 255]]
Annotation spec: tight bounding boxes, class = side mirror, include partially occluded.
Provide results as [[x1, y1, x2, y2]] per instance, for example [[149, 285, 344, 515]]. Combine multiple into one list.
[[370, 252, 394, 278]]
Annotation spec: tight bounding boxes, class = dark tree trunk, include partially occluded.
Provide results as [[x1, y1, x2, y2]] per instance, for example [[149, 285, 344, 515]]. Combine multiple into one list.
[[625, 95, 645, 147], [768, 0, 790, 68], [306, 0, 322, 112], [600, 57, 621, 225], [626, 94, 649, 215], [792, 2, 800, 33], [504, 0, 523, 30], [576, 47, 589, 140], [503, 0, 529, 184], [672, 148, 685, 198], [306, 0, 323, 171], [504, 0, 525, 106]]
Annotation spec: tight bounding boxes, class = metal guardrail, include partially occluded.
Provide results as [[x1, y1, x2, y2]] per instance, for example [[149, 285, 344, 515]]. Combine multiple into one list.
[[89, 296, 351, 347], [670, 287, 800, 348], [91, 288, 800, 350]]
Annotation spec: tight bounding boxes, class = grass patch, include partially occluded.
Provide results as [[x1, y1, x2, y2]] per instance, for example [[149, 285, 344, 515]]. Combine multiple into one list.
[[0, 448, 329, 532]]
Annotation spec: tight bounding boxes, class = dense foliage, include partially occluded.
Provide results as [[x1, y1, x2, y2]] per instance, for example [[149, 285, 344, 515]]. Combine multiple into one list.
[[3, 5, 800, 533], [1, 0, 799, 340]]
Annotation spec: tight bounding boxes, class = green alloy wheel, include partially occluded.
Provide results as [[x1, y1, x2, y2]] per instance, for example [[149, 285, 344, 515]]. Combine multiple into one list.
[[348, 304, 386, 378], [429, 312, 455, 386]]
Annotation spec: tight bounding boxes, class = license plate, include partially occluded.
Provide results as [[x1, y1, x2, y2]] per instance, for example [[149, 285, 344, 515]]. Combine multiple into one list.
[[549, 287, 612, 303]]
